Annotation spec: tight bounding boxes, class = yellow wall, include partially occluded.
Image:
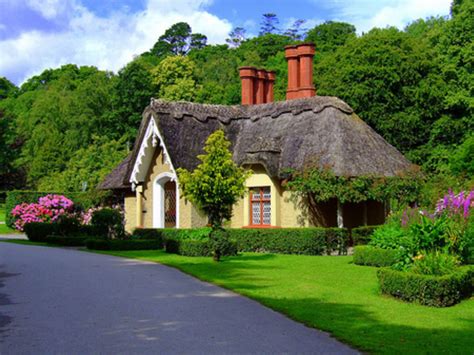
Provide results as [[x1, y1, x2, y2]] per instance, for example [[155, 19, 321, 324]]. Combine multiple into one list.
[[124, 156, 313, 230]]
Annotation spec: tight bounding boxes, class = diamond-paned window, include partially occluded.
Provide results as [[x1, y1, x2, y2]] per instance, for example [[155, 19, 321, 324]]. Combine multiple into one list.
[[250, 187, 271, 226]]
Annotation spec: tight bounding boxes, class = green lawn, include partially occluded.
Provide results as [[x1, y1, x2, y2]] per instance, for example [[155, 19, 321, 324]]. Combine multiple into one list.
[[92, 250, 473, 354], [0, 204, 19, 234]]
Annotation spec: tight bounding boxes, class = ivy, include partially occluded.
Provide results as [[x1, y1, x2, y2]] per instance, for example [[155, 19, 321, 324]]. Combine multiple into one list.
[[284, 166, 423, 205]]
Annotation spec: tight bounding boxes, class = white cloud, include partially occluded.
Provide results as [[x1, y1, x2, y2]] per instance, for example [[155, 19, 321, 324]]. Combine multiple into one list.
[[25, 0, 75, 20], [0, 0, 232, 84], [316, 0, 451, 33]]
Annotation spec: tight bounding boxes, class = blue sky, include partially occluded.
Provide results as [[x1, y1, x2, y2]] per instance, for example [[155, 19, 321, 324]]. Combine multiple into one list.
[[0, 0, 452, 85]]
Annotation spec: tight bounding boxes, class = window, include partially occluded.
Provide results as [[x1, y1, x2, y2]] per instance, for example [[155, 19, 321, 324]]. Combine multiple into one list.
[[250, 187, 271, 226]]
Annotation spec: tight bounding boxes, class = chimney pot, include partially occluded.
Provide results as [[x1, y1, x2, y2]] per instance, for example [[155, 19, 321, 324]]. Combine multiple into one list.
[[264, 70, 276, 103], [239, 66, 257, 105], [296, 43, 316, 98], [285, 45, 300, 100], [255, 69, 267, 104]]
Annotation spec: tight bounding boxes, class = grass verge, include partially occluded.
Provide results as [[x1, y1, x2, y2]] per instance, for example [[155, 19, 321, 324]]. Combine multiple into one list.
[[89, 250, 474, 354]]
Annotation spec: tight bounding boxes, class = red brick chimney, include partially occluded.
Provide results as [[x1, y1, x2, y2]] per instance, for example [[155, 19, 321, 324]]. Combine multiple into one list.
[[239, 67, 275, 105], [239, 66, 257, 105], [285, 43, 316, 100]]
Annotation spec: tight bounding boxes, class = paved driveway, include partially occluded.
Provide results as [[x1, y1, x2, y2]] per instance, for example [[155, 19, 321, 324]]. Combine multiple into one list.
[[0, 243, 357, 354]]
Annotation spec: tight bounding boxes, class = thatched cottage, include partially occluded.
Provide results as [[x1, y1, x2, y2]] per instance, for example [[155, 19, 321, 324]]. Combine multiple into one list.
[[100, 43, 411, 232]]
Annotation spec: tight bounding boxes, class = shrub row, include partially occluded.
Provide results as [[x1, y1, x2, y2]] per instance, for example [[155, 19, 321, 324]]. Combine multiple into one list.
[[353, 246, 399, 267], [351, 225, 380, 245], [86, 239, 161, 251], [45, 236, 88, 247], [23, 222, 99, 242], [377, 266, 474, 307], [132, 228, 164, 247], [5, 190, 111, 228], [227, 228, 348, 255]]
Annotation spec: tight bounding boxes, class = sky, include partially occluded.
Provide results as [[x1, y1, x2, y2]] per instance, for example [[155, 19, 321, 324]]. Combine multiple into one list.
[[0, 0, 453, 85]]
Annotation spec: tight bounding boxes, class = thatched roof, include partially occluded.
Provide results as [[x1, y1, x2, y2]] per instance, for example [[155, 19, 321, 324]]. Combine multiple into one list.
[[101, 96, 412, 190]]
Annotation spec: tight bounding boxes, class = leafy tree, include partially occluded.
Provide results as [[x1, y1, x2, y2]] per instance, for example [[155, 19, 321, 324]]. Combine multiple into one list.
[[305, 21, 356, 55], [226, 27, 247, 48], [150, 22, 207, 57], [109, 58, 156, 141], [37, 136, 127, 192], [0, 77, 17, 100], [151, 55, 200, 101], [177, 130, 250, 228], [259, 13, 280, 35]]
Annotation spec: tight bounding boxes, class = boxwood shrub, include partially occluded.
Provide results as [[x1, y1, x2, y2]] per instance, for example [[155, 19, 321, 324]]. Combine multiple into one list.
[[353, 246, 399, 267], [45, 236, 88, 247], [23, 222, 57, 242], [165, 238, 212, 257], [377, 266, 474, 307], [86, 239, 161, 251], [227, 228, 348, 255], [351, 225, 380, 245]]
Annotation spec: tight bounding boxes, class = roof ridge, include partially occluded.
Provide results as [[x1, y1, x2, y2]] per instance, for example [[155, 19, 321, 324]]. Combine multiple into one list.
[[150, 96, 353, 123]]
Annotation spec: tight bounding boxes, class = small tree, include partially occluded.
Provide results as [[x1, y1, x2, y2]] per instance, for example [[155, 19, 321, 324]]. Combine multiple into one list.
[[178, 130, 249, 227]]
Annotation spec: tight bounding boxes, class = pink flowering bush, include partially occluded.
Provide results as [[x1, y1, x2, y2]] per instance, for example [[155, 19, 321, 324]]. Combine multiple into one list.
[[11, 194, 75, 231]]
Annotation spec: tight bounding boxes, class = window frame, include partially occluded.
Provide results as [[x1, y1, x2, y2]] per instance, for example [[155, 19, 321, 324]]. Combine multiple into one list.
[[249, 186, 272, 227]]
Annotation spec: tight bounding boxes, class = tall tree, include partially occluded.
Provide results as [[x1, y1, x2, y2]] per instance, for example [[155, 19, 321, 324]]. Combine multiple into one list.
[[150, 22, 207, 57], [259, 13, 280, 35], [226, 27, 247, 48], [284, 19, 307, 41], [305, 21, 356, 54]]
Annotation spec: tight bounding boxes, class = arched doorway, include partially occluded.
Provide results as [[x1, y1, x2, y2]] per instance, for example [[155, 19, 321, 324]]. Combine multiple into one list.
[[153, 173, 179, 228]]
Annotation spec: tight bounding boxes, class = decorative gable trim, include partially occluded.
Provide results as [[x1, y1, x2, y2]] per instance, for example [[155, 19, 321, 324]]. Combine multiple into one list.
[[129, 115, 177, 190]]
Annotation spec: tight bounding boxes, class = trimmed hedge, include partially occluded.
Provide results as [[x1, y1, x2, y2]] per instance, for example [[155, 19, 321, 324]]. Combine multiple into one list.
[[351, 225, 380, 245], [45, 236, 88, 246], [377, 267, 474, 307], [165, 238, 212, 257], [132, 228, 164, 246], [86, 239, 161, 251], [23, 222, 57, 242], [353, 246, 399, 267], [5, 190, 110, 228], [227, 228, 348, 255]]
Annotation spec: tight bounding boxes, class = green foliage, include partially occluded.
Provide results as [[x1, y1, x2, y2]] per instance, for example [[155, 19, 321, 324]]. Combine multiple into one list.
[[23, 222, 56, 242], [165, 238, 212, 257], [410, 251, 461, 276], [90, 208, 124, 239], [5, 190, 109, 228], [377, 266, 473, 307], [0, 77, 17, 100], [37, 136, 127, 192], [86, 238, 161, 251], [227, 227, 348, 255], [305, 21, 356, 55], [177, 130, 250, 227], [351, 225, 380, 245], [285, 166, 423, 205], [132, 228, 163, 240], [353, 246, 400, 267], [151, 56, 200, 101], [209, 227, 237, 261]]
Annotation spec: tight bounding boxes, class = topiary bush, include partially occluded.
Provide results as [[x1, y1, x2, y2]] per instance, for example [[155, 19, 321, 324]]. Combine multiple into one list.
[[377, 266, 474, 307], [352, 225, 380, 245], [353, 246, 400, 267], [23, 222, 57, 242], [209, 228, 238, 261], [86, 239, 161, 251], [91, 208, 124, 239]]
